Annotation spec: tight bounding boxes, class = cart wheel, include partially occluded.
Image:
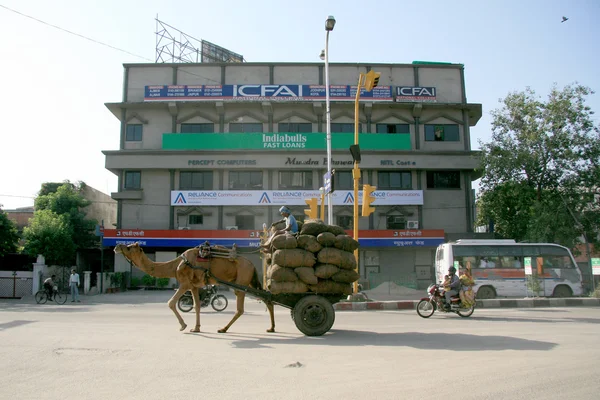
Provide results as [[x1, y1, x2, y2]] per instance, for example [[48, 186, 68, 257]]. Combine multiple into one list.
[[292, 295, 335, 337]]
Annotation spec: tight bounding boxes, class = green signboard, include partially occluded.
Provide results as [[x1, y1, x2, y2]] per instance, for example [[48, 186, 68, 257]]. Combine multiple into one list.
[[162, 132, 411, 151]]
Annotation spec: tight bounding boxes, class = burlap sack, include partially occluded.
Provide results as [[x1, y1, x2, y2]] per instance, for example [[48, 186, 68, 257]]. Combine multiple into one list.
[[308, 280, 353, 295], [272, 234, 298, 250], [300, 219, 328, 236], [334, 235, 359, 252], [295, 267, 319, 285], [267, 279, 308, 294], [327, 225, 347, 236], [273, 249, 316, 268], [331, 269, 360, 283], [317, 248, 357, 270], [316, 232, 336, 247], [296, 234, 323, 253], [268, 264, 299, 282], [314, 263, 340, 279]]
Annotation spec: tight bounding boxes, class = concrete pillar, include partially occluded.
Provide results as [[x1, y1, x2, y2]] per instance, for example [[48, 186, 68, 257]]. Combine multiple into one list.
[[32, 254, 46, 294], [84, 271, 92, 294]]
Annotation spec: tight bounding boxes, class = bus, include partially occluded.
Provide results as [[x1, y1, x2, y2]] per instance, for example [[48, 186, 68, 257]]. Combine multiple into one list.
[[434, 239, 584, 299]]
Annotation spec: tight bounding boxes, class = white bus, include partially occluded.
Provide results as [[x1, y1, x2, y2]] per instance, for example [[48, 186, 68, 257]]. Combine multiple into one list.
[[434, 239, 584, 299]]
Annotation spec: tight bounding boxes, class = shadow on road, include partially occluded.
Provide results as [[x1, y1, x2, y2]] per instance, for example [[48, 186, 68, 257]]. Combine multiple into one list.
[[0, 320, 35, 331], [470, 315, 600, 324], [202, 329, 557, 351]]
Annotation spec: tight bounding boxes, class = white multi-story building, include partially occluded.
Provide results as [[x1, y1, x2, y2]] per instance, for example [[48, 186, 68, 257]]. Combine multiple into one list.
[[103, 61, 482, 289]]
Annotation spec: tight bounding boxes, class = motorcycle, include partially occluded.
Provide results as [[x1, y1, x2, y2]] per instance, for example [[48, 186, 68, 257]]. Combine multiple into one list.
[[177, 285, 228, 313], [416, 283, 475, 318]]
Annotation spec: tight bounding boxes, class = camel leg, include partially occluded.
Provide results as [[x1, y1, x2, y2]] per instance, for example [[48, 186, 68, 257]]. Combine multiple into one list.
[[190, 287, 201, 332], [218, 290, 245, 333], [266, 301, 275, 333], [168, 286, 189, 331]]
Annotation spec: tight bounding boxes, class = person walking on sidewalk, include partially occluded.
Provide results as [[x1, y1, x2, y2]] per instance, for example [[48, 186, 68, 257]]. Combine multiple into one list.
[[69, 269, 81, 302]]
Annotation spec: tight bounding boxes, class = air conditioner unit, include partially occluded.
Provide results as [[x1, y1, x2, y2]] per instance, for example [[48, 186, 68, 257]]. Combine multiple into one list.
[[407, 221, 419, 229], [226, 226, 238, 230], [178, 227, 190, 230]]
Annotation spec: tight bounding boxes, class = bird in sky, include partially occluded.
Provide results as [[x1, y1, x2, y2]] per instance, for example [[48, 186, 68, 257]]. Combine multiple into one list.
[[561, 16, 569, 23]]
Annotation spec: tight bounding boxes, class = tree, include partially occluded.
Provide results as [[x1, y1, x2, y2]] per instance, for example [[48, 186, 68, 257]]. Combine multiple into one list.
[[477, 83, 600, 248], [23, 210, 76, 265], [0, 208, 19, 257]]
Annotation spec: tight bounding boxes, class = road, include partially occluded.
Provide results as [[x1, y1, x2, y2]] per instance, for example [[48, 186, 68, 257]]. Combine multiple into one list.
[[1, 291, 599, 400]]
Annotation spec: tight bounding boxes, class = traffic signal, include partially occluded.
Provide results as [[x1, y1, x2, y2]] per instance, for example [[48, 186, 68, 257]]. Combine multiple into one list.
[[362, 184, 377, 217], [304, 198, 319, 219], [364, 70, 380, 92]]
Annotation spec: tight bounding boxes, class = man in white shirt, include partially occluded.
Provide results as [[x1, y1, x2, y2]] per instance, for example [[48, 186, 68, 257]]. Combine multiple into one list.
[[69, 269, 81, 302]]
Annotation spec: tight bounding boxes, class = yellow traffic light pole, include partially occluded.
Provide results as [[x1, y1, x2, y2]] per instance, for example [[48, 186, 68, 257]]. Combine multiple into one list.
[[352, 70, 380, 293]]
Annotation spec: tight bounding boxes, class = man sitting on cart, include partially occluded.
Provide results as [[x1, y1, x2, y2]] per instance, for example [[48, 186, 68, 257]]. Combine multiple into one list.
[[261, 206, 298, 251]]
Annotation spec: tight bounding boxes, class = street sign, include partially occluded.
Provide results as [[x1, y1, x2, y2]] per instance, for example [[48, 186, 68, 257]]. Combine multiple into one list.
[[323, 172, 332, 194], [592, 258, 600, 276], [524, 257, 532, 275]]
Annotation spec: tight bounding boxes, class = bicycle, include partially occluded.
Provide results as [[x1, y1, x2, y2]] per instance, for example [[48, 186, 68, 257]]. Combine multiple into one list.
[[35, 286, 68, 305]]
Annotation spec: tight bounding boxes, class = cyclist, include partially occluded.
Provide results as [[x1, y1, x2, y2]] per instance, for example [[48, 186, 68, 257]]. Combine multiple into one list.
[[43, 275, 57, 300]]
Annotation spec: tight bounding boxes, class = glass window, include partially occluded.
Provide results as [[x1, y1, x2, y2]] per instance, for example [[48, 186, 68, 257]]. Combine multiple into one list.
[[279, 171, 313, 189], [376, 124, 410, 134], [181, 123, 214, 133], [334, 171, 353, 190], [229, 171, 263, 189], [180, 172, 213, 190], [235, 215, 255, 230], [278, 123, 312, 133], [331, 123, 361, 133], [126, 124, 143, 141], [378, 171, 412, 189], [124, 171, 141, 189], [337, 216, 353, 230], [424, 124, 460, 142], [426, 171, 460, 189], [386, 216, 406, 229], [189, 215, 203, 225], [229, 123, 263, 133]]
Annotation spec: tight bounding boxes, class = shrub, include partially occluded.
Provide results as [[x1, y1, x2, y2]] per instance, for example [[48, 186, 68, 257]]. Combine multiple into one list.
[[156, 278, 170, 288], [130, 276, 141, 287], [141, 274, 156, 286]]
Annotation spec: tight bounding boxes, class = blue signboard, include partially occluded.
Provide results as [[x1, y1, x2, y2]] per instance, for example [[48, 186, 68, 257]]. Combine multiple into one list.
[[144, 84, 393, 102], [323, 172, 332, 194]]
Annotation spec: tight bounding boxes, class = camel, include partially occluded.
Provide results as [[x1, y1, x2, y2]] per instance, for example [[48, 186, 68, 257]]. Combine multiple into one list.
[[114, 242, 275, 334]]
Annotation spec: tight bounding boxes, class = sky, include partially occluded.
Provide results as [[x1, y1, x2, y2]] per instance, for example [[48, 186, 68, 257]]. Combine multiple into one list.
[[0, 0, 599, 210]]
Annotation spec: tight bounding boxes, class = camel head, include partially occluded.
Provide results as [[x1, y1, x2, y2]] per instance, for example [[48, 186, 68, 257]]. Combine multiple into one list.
[[114, 242, 145, 261]]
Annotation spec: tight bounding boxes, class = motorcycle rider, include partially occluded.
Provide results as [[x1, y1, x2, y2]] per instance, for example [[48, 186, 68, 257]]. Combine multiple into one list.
[[444, 266, 461, 310]]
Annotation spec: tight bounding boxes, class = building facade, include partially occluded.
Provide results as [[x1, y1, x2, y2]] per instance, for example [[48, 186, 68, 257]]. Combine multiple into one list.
[[103, 61, 482, 290]]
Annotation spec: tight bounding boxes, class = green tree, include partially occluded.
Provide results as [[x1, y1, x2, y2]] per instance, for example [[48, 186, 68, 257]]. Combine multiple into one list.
[[477, 83, 600, 248], [23, 210, 76, 265], [0, 208, 19, 257]]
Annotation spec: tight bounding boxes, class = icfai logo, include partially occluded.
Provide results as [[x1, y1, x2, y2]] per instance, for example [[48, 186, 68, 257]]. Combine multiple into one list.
[[174, 193, 187, 204], [259, 192, 271, 203], [344, 193, 354, 204]]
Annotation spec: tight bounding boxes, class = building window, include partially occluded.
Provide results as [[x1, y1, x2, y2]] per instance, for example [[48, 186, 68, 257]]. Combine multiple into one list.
[[337, 215, 353, 230], [189, 215, 203, 225], [229, 171, 263, 189], [180, 172, 213, 190], [426, 171, 461, 189], [235, 215, 255, 230], [378, 171, 412, 189], [124, 171, 141, 189], [126, 124, 143, 141], [181, 123, 214, 133], [279, 171, 313, 189], [376, 124, 410, 134], [386, 216, 406, 229], [229, 123, 263, 133], [278, 122, 312, 133], [424, 124, 459, 141], [333, 171, 353, 190], [331, 123, 361, 133]]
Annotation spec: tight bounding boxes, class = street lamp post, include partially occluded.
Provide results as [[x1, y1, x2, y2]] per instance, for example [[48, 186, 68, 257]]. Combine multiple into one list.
[[323, 15, 335, 224]]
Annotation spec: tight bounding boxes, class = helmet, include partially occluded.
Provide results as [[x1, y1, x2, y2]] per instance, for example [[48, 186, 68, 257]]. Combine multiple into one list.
[[448, 266, 456, 274], [279, 206, 291, 214]]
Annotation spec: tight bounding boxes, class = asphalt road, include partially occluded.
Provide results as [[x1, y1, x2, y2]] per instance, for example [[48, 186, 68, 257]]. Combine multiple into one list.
[[1, 291, 599, 400]]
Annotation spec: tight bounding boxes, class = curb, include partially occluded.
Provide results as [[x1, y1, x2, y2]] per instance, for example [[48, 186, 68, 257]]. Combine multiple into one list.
[[333, 297, 600, 311]]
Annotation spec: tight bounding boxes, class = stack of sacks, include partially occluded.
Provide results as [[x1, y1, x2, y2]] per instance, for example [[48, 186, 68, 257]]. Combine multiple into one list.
[[264, 219, 360, 295]]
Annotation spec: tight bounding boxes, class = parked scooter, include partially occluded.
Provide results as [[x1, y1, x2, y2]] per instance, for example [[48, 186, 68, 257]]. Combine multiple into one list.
[[416, 283, 475, 318], [177, 285, 228, 313]]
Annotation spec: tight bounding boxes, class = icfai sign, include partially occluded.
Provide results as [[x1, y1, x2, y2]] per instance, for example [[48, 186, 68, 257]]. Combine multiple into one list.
[[233, 85, 302, 98], [395, 86, 437, 102]]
